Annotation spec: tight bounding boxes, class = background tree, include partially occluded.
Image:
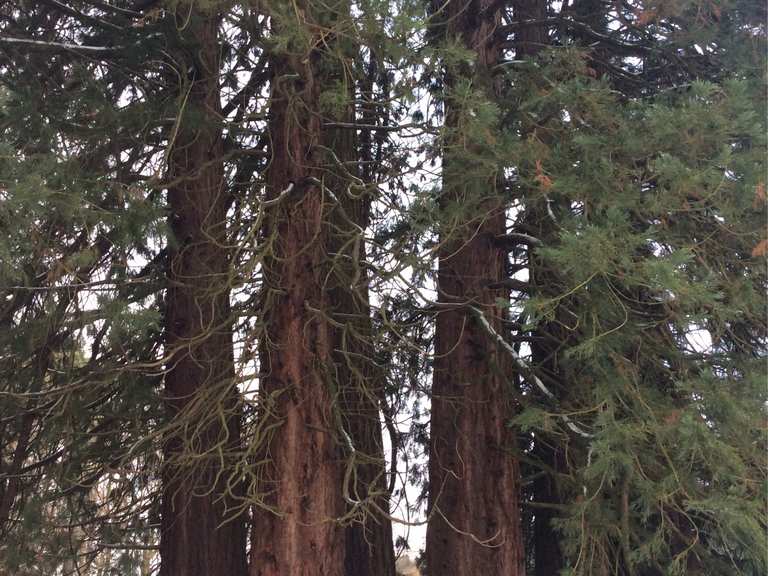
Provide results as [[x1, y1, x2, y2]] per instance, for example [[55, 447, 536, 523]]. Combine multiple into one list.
[[498, 1, 767, 574], [0, 2, 168, 573]]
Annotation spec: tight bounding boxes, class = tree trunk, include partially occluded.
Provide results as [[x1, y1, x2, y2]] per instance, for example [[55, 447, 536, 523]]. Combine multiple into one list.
[[324, 117, 395, 576], [160, 6, 247, 576], [506, 3, 571, 574], [334, 202, 396, 576], [249, 4, 346, 574], [426, 2, 525, 574]]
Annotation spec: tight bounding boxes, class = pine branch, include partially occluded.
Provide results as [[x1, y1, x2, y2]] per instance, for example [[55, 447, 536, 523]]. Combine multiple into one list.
[[37, 0, 122, 31], [78, 0, 141, 17]]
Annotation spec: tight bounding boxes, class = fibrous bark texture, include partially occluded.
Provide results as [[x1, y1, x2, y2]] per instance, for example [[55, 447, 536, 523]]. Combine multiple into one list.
[[250, 5, 345, 575], [160, 7, 247, 576], [426, 1, 525, 574], [251, 3, 394, 572]]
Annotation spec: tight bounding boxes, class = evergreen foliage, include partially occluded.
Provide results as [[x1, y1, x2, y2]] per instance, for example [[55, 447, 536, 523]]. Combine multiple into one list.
[[0, 1, 764, 574]]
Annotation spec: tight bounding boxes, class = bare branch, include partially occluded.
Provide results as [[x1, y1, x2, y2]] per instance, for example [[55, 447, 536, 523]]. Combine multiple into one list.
[[494, 232, 543, 248], [469, 306, 593, 438], [484, 278, 531, 292], [323, 121, 435, 134], [97, 543, 159, 550], [0, 36, 122, 55]]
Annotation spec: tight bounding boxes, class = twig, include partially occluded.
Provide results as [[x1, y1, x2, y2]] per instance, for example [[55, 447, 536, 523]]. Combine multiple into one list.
[[97, 543, 159, 550]]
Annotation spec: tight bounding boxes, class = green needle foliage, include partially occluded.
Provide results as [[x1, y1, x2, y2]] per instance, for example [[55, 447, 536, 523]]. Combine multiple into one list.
[[0, 1, 764, 575]]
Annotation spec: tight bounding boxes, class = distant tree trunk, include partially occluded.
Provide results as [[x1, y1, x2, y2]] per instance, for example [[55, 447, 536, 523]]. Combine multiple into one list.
[[160, 6, 247, 576], [426, 1, 525, 574], [324, 107, 395, 576], [529, 432, 566, 576], [510, 3, 568, 575], [250, 3, 347, 574], [334, 199, 396, 576]]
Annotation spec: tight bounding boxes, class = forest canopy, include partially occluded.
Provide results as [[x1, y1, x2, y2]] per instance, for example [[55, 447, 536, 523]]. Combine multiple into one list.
[[0, 1, 765, 575]]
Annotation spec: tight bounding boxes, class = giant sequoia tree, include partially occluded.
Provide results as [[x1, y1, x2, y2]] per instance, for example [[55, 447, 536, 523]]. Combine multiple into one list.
[[0, 1, 765, 575], [250, 2, 360, 572], [425, 1, 525, 574]]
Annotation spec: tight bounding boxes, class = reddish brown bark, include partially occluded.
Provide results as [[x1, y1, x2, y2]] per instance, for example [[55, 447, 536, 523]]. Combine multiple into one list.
[[250, 2, 394, 573], [249, 8, 345, 576], [160, 7, 247, 576], [426, 2, 525, 574]]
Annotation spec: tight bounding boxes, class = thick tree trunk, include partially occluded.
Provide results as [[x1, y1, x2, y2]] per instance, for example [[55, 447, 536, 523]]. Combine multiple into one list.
[[160, 7, 247, 576], [251, 3, 393, 573], [426, 2, 525, 574], [249, 6, 345, 575]]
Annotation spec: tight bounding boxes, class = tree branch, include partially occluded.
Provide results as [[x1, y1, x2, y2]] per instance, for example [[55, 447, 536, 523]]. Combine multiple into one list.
[[469, 306, 593, 438], [494, 232, 543, 248], [501, 17, 654, 55], [78, 0, 141, 17], [37, 0, 122, 30], [484, 278, 531, 292], [0, 36, 122, 55]]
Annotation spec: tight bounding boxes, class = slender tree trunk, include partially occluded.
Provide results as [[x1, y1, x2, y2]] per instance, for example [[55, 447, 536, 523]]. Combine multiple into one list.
[[529, 429, 566, 576], [160, 6, 247, 575], [325, 118, 395, 576], [250, 4, 347, 574], [510, 2, 570, 573], [333, 195, 396, 576], [316, 38, 395, 576], [511, 3, 605, 573], [426, 2, 525, 574], [512, 0, 611, 572]]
